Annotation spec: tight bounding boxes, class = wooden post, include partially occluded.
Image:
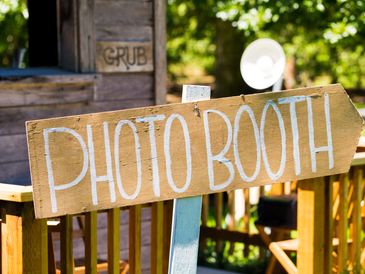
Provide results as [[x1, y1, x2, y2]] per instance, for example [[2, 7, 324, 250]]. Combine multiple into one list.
[[108, 208, 120, 274], [151, 202, 164, 274], [1, 202, 48, 274], [61, 215, 74, 274], [85, 211, 98, 274], [168, 85, 210, 274], [352, 167, 363, 273], [129, 205, 142, 274], [297, 178, 332, 274]]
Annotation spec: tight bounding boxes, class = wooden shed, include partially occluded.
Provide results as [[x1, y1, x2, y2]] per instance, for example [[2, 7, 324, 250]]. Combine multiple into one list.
[[0, 0, 166, 186]]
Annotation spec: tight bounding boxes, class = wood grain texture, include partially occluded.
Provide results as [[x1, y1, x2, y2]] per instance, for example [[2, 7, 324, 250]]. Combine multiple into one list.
[[297, 178, 327, 274], [107, 208, 120, 274], [96, 41, 154, 73], [0, 81, 94, 108], [78, 0, 96, 73], [60, 215, 74, 273], [129, 205, 142, 274], [351, 167, 363, 273], [0, 99, 153, 136], [1, 202, 48, 274], [338, 173, 349, 272], [85, 211, 98, 274], [151, 202, 164, 274], [0, 161, 31, 185], [0, 134, 28, 163], [26, 85, 363, 218], [96, 25, 153, 42], [95, 1, 153, 27], [0, 183, 32, 202], [22, 202, 48, 273], [154, 0, 167, 105], [95, 73, 154, 101], [59, 0, 79, 71]]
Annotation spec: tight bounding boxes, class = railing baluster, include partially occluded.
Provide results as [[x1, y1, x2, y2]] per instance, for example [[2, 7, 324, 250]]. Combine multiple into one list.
[[338, 173, 349, 272], [85, 211, 98, 274], [243, 188, 250, 257], [108, 208, 120, 274], [151, 202, 164, 274], [61, 215, 74, 274], [163, 200, 173, 273], [352, 167, 363, 272], [214, 193, 223, 255], [129, 205, 141, 274], [324, 176, 334, 274]]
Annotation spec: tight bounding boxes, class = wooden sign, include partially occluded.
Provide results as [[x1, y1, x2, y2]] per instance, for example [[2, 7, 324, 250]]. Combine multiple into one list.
[[26, 84, 363, 218], [96, 41, 153, 73]]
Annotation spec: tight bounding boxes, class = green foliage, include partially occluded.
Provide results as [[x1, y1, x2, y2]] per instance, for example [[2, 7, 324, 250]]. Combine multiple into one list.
[[0, 0, 28, 67], [167, 0, 365, 87], [167, 0, 216, 81], [216, 0, 365, 87]]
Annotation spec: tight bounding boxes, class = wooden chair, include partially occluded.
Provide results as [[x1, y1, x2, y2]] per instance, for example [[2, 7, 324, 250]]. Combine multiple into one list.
[[257, 170, 365, 274]]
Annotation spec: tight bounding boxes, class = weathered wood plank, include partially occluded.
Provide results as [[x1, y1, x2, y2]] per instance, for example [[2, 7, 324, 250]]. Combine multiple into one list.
[[297, 178, 327, 274], [78, 0, 96, 73], [26, 85, 363, 218], [0, 82, 94, 108], [130, 205, 142, 274], [0, 71, 98, 83], [59, 0, 79, 71], [96, 41, 154, 73], [96, 25, 153, 42], [154, 0, 167, 105], [60, 215, 74, 273], [95, 1, 153, 26], [0, 99, 154, 136], [0, 183, 32, 202], [85, 211, 98, 274], [95, 73, 154, 101], [0, 161, 31, 186], [168, 85, 210, 274], [107, 208, 120, 274], [0, 134, 27, 163]]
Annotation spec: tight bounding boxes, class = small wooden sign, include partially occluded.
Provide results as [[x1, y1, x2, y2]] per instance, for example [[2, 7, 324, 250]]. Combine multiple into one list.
[[26, 84, 363, 218], [96, 41, 154, 73]]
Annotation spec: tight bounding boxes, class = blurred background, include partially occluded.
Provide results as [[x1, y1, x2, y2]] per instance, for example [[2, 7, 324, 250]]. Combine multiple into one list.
[[0, 1, 364, 273], [2, 0, 365, 98]]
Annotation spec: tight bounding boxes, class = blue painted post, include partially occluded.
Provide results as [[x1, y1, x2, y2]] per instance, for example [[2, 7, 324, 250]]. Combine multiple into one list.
[[168, 85, 211, 274]]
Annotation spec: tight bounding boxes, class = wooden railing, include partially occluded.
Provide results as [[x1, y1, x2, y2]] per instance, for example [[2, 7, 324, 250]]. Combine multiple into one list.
[[0, 186, 172, 274], [1, 155, 364, 273], [200, 150, 365, 273]]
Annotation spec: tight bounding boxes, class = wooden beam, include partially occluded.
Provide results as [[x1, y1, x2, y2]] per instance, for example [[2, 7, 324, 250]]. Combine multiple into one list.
[[107, 208, 120, 274], [85, 211, 98, 274], [1, 202, 48, 273], [77, 0, 96, 73], [297, 178, 331, 274], [151, 202, 164, 274], [60, 215, 74, 274], [129, 205, 141, 274], [153, 0, 167, 105]]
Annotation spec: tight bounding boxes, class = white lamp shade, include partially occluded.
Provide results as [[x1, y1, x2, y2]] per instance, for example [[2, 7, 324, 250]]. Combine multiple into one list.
[[240, 38, 286, 90]]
